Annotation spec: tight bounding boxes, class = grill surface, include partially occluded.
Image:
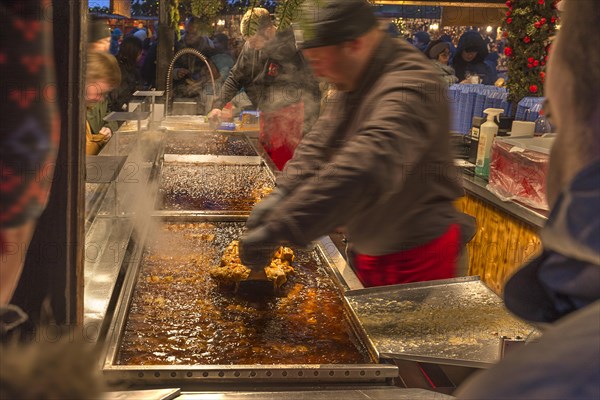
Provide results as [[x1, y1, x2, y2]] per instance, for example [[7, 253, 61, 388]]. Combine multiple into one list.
[[158, 163, 273, 211], [117, 222, 370, 366], [164, 132, 256, 156]]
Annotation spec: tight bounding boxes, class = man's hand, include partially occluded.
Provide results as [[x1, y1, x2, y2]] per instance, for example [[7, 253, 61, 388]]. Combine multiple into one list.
[[239, 226, 280, 272], [99, 127, 113, 142], [207, 108, 223, 128], [246, 188, 286, 230]]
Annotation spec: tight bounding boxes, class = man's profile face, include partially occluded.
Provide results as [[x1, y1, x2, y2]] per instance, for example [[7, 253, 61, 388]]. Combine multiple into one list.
[[302, 43, 352, 90], [246, 27, 273, 50], [246, 32, 269, 50]]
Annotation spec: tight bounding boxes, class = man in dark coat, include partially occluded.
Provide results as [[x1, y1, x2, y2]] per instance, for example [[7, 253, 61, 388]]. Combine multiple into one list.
[[239, 0, 474, 287]]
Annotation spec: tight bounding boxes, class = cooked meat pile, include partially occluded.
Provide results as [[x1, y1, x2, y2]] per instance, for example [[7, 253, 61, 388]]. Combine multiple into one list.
[[210, 240, 295, 289]]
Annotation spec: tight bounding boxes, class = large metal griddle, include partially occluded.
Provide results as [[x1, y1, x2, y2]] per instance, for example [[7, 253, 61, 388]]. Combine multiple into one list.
[[100, 130, 397, 387], [344, 276, 534, 369], [101, 215, 397, 388]]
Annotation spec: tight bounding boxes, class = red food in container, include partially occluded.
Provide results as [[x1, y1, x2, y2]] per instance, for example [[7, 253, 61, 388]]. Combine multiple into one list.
[[487, 137, 553, 211]]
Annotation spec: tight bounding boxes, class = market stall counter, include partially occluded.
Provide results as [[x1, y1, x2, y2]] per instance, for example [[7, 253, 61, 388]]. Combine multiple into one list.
[[84, 115, 532, 397], [458, 172, 548, 294]]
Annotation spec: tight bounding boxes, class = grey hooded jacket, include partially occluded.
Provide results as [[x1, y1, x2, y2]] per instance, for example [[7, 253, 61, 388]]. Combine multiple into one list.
[[263, 35, 469, 256], [212, 29, 319, 134]]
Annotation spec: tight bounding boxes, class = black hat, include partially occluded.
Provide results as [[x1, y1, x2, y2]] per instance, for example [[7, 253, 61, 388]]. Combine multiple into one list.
[[88, 16, 111, 43], [295, 0, 378, 49]]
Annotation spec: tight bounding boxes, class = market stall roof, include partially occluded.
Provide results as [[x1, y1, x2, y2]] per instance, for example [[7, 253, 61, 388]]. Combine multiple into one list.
[[373, 0, 505, 7], [373, 0, 506, 26]]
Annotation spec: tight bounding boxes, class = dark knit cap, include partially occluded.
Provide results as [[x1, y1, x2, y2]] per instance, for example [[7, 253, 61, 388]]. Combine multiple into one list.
[[88, 16, 111, 43], [295, 0, 378, 49]]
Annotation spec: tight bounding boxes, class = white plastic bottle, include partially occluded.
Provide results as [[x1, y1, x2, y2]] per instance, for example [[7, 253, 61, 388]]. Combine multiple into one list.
[[475, 108, 504, 179]]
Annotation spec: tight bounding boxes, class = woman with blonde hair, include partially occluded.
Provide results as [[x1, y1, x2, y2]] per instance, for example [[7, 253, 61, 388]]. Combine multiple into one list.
[[85, 51, 121, 155]]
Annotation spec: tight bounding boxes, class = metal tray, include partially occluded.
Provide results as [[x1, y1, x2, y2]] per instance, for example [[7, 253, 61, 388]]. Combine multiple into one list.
[[344, 276, 534, 368], [101, 215, 397, 388]]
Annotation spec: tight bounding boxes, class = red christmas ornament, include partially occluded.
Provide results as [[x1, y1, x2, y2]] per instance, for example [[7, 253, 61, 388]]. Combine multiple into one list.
[[551, 16, 557, 23], [530, 85, 538, 93], [523, 36, 531, 43], [528, 63, 533, 69], [507, 17, 513, 24], [504, 47, 513, 57], [538, 0, 545, 4], [533, 60, 540, 66], [506, 10, 511, 17], [505, 0, 512, 6], [534, 22, 541, 29], [503, 31, 509, 38], [540, 71, 546, 80], [542, 61, 546, 66], [528, 57, 535, 63], [541, 17, 547, 24]]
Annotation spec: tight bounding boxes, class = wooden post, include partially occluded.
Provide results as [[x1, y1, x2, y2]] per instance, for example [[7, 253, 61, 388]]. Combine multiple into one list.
[[157, 0, 175, 92]]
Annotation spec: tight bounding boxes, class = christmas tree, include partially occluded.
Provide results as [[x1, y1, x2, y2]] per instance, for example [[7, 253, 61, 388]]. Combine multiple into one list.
[[503, 0, 560, 107]]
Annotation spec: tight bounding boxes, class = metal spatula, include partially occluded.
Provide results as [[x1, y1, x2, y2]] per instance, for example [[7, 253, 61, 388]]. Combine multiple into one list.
[[235, 267, 272, 294], [245, 267, 269, 282]]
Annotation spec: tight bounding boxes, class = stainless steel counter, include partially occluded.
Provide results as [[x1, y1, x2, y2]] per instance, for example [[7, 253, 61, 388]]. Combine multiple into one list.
[[462, 174, 548, 228], [105, 387, 451, 400], [177, 388, 452, 399]]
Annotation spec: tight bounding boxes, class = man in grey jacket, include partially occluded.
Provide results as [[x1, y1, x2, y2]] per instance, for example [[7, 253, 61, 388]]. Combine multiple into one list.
[[240, 0, 472, 286], [208, 8, 319, 170]]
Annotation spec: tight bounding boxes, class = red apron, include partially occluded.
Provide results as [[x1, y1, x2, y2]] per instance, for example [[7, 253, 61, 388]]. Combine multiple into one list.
[[354, 224, 460, 287], [259, 101, 304, 170]]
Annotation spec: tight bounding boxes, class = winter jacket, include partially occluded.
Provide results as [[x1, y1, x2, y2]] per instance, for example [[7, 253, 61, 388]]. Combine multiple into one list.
[[86, 99, 118, 137], [262, 35, 468, 256], [453, 31, 497, 85], [433, 61, 458, 85], [212, 29, 319, 134]]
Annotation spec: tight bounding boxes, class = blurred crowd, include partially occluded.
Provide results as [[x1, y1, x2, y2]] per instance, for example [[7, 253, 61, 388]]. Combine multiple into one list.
[[386, 21, 506, 86]]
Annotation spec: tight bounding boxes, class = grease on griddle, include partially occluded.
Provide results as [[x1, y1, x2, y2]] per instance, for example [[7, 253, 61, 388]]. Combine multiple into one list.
[[158, 164, 273, 211], [117, 222, 369, 365]]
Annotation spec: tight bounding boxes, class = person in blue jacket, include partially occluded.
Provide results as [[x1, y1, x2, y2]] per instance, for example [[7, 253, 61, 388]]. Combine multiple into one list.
[[452, 31, 497, 85]]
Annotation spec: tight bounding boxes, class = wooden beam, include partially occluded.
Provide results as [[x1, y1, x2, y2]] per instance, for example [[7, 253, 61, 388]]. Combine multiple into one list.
[[373, 1, 506, 8], [157, 0, 175, 92]]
